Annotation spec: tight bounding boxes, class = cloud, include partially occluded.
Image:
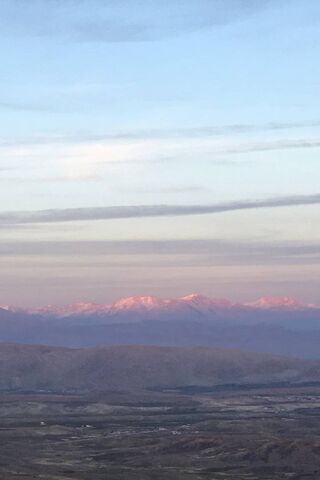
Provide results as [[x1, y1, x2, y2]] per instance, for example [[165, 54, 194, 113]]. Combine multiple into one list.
[[1, 1, 278, 43], [0, 238, 319, 268], [1, 119, 320, 184], [2, 120, 320, 145], [0, 193, 319, 226], [1, 123, 320, 183], [1, 121, 320, 178], [81, 121, 320, 142], [222, 139, 320, 155], [133, 186, 208, 194]]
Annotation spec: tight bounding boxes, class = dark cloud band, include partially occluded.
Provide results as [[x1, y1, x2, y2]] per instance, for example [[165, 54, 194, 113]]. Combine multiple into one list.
[[0, 239, 319, 257], [0, 193, 319, 226]]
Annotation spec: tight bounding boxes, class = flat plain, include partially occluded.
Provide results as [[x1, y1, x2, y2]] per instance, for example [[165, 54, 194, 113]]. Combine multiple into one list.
[[0, 384, 319, 479]]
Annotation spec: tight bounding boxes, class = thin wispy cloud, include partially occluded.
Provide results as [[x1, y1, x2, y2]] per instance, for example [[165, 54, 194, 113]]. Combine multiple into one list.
[[1, 120, 320, 145], [0, 194, 319, 226], [1, 123, 320, 183], [223, 139, 320, 155], [1, 239, 319, 269], [133, 186, 208, 194]]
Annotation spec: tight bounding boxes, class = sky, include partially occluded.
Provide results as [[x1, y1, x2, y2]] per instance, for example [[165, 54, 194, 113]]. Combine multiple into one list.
[[0, 0, 319, 307]]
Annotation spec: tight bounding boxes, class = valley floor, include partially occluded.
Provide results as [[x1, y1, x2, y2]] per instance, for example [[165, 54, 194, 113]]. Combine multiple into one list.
[[0, 385, 319, 479]]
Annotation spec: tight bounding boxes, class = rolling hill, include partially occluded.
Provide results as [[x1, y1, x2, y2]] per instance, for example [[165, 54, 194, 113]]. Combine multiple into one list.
[[0, 343, 319, 393]]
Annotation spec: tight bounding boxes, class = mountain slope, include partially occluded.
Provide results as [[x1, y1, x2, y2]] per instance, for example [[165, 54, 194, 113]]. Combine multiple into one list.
[[0, 344, 319, 393]]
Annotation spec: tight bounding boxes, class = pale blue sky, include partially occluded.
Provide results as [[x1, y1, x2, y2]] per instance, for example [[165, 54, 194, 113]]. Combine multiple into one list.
[[0, 0, 319, 306]]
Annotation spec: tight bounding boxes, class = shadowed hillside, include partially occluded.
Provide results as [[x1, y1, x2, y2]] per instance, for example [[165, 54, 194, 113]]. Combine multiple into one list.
[[0, 343, 319, 393]]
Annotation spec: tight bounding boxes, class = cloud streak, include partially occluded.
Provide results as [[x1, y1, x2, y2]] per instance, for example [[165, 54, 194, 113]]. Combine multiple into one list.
[[2, 120, 320, 146], [0, 193, 319, 226], [0, 239, 319, 269], [0, 239, 318, 257], [222, 139, 320, 155]]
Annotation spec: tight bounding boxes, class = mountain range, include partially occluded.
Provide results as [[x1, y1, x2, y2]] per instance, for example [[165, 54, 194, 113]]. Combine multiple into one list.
[[0, 294, 319, 359], [27, 294, 320, 319]]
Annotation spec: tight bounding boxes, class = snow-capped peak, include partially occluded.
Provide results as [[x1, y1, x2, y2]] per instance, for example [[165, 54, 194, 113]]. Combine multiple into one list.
[[0, 305, 11, 311], [181, 293, 212, 303], [180, 294, 232, 308], [111, 296, 166, 312], [247, 296, 303, 310], [34, 302, 111, 317]]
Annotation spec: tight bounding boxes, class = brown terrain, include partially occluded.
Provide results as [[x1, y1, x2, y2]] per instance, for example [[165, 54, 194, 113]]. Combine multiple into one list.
[[0, 344, 319, 478]]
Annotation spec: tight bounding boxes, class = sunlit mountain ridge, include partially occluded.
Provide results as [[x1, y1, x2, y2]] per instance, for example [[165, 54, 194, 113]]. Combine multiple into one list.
[[0, 294, 319, 359], [11, 294, 318, 318]]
